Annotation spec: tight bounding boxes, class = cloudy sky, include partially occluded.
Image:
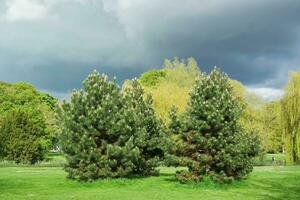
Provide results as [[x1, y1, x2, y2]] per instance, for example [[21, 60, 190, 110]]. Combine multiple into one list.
[[0, 0, 300, 100]]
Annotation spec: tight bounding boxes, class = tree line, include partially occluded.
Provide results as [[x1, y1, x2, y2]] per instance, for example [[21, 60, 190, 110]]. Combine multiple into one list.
[[0, 57, 299, 182]]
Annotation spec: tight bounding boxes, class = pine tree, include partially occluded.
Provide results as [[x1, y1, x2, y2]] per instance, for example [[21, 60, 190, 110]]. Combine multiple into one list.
[[173, 68, 260, 183], [122, 79, 166, 175], [58, 71, 139, 181], [58, 71, 167, 181]]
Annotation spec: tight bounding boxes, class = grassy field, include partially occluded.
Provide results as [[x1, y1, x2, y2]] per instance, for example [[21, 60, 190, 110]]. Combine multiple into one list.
[[0, 165, 299, 200], [0, 152, 287, 168], [254, 153, 286, 166]]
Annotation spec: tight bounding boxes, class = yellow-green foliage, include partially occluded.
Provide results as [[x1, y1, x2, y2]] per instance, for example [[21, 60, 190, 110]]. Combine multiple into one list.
[[262, 102, 282, 152], [140, 57, 200, 119], [139, 58, 264, 121], [230, 79, 265, 108], [281, 72, 300, 164], [140, 60, 283, 153], [0, 81, 58, 149], [144, 82, 189, 118], [140, 69, 167, 87], [245, 101, 282, 153], [233, 81, 282, 153]]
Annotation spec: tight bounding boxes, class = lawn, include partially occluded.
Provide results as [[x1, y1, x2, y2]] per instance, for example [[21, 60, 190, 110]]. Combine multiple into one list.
[[0, 166, 299, 200], [254, 153, 286, 166]]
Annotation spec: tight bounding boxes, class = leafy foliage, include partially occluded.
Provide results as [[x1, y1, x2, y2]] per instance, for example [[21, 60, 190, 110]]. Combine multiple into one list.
[[281, 72, 300, 164], [260, 102, 282, 153], [169, 68, 260, 183], [0, 81, 57, 112], [0, 81, 58, 162], [140, 57, 201, 119], [139, 69, 167, 87], [0, 108, 48, 164]]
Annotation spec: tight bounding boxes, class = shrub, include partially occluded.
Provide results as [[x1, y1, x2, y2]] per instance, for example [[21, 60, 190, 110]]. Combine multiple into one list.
[[0, 108, 48, 164], [170, 68, 260, 183]]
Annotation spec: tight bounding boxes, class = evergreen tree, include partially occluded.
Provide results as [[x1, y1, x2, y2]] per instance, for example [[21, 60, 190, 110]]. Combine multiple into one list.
[[172, 68, 260, 183], [58, 71, 167, 181], [123, 79, 166, 175], [58, 71, 139, 181]]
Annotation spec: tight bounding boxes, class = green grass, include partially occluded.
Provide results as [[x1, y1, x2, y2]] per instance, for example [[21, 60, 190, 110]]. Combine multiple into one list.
[[0, 153, 286, 168], [0, 152, 66, 168], [254, 153, 286, 166], [0, 166, 299, 200]]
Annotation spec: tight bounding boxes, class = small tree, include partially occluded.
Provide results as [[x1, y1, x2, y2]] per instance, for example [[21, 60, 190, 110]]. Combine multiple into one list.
[[0, 108, 48, 164], [172, 68, 260, 183]]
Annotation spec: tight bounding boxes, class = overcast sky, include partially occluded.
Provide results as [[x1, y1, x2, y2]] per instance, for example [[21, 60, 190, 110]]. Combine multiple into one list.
[[1, 0, 300, 100]]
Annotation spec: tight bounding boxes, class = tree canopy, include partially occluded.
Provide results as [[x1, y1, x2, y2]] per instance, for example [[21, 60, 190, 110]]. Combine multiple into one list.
[[0, 81, 58, 163]]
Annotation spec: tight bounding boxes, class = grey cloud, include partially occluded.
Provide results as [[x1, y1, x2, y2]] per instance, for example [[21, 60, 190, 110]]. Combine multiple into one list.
[[0, 0, 300, 99]]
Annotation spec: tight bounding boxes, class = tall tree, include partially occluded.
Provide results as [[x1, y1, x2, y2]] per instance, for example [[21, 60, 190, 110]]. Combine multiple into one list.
[[281, 72, 300, 164]]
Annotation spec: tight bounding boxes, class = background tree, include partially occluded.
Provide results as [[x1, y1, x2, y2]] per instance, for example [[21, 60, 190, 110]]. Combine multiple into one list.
[[0, 81, 57, 161], [0, 108, 48, 164], [230, 80, 283, 154], [139, 57, 201, 120], [260, 102, 282, 153], [281, 71, 300, 164]]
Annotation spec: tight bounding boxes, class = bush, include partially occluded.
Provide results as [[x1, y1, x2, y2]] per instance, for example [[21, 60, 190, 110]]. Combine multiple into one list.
[[169, 68, 260, 183], [58, 71, 166, 181], [0, 108, 48, 164]]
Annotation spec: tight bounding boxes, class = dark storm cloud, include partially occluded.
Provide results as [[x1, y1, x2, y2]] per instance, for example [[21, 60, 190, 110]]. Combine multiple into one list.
[[127, 0, 300, 87], [0, 0, 300, 99]]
